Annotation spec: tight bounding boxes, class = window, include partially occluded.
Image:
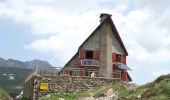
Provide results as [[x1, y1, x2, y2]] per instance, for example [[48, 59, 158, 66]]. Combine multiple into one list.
[[116, 54, 121, 62], [86, 51, 93, 59]]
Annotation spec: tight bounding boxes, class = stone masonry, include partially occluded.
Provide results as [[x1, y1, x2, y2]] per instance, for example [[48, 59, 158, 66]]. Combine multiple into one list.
[[23, 75, 121, 100]]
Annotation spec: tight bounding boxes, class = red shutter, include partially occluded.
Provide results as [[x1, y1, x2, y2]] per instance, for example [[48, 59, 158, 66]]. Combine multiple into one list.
[[121, 55, 126, 64], [93, 50, 100, 60], [112, 52, 116, 62], [79, 49, 85, 59], [122, 70, 127, 81]]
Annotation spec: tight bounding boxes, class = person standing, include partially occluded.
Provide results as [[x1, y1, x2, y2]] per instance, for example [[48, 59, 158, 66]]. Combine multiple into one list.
[[91, 71, 96, 78]]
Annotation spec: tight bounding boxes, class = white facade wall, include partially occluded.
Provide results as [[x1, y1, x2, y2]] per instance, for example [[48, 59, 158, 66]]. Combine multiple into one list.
[[107, 25, 125, 55], [64, 55, 78, 68], [82, 30, 101, 50]]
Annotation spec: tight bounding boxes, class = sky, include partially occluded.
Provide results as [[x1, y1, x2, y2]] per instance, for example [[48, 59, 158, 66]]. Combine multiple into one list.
[[0, 0, 170, 85]]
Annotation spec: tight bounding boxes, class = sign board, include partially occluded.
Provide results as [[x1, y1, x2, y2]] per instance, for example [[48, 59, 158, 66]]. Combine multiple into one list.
[[40, 83, 48, 90], [81, 59, 99, 66]]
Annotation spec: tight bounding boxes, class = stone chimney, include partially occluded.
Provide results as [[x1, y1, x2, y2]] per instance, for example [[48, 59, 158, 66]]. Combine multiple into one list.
[[100, 13, 112, 23], [99, 13, 113, 78]]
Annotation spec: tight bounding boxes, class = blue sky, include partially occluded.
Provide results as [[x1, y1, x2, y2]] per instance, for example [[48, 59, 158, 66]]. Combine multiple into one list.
[[0, 0, 170, 85]]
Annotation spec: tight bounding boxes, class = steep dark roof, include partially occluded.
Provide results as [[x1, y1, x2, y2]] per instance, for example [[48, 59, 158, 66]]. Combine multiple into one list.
[[100, 13, 112, 18]]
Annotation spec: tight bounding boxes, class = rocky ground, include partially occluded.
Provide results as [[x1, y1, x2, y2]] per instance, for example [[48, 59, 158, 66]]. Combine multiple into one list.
[[40, 81, 138, 100], [39, 74, 170, 100]]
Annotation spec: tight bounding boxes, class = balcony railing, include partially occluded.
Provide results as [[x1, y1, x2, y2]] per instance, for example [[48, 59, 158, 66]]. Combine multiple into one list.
[[59, 68, 121, 79], [80, 59, 99, 66], [25, 67, 122, 82]]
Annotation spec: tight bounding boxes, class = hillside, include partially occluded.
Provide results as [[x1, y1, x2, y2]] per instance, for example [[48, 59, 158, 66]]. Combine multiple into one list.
[[0, 57, 54, 98], [124, 74, 170, 100], [0, 57, 53, 69], [40, 74, 170, 100], [25, 59, 53, 69], [0, 67, 32, 98], [0, 87, 13, 100]]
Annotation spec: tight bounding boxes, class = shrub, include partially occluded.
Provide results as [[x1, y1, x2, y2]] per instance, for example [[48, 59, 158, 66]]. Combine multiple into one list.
[[163, 83, 170, 95]]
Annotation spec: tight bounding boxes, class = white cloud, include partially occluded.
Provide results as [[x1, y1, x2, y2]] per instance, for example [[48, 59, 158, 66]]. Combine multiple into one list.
[[0, 0, 127, 35]]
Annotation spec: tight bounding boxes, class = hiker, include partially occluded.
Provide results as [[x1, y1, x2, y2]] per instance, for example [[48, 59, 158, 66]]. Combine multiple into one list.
[[91, 71, 96, 78]]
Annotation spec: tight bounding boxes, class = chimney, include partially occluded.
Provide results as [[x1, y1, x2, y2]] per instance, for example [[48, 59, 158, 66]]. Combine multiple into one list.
[[100, 13, 112, 23]]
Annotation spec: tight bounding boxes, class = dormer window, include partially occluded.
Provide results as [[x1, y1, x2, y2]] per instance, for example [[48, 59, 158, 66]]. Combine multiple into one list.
[[86, 51, 93, 59]]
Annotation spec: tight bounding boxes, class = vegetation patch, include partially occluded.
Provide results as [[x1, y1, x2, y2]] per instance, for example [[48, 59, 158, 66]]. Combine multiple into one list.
[[41, 93, 81, 100], [0, 88, 13, 100], [0, 67, 31, 97]]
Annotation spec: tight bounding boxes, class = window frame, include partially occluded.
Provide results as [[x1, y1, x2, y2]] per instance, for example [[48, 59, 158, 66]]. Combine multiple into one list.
[[85, 50, 93, 59], [116, 54, 121, 62]]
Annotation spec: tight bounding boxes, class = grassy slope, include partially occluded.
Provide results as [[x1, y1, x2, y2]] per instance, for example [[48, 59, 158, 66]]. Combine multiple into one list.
[[124, 74, 170, 100], [0, 67, 32, 97], [0, 88, 13, 100], [40, 74, 170, 100]]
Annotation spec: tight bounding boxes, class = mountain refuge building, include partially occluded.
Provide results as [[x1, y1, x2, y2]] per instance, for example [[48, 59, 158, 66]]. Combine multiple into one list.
[[60, 13, 132, 81]]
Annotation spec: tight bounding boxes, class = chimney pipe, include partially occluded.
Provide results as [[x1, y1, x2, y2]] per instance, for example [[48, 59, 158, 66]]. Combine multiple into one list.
[[100, 13, 112, 23]]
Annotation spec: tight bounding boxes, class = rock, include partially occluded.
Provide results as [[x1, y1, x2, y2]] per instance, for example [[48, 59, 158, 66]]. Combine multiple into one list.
[[59, 98, 65, 100], [46, 94, 51, 98], [106, 88, 113, 96], [137, 94, 141, 99]]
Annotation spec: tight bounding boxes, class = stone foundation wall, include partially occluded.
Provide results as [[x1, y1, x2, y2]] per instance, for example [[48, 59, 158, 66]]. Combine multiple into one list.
[[24, 75, 120, 100]]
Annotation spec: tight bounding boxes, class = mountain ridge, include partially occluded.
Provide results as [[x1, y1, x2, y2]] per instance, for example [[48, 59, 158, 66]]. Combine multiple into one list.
[[0, 57, 54, 69]]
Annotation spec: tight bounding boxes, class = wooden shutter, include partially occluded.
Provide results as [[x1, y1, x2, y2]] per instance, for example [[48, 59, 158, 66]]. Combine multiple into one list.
[[121, 55, 126, 64], [112, 52, 116, 62], [122, 69, 127, 81], [93, 50, 100, 60], [79, 49, 86, 59]]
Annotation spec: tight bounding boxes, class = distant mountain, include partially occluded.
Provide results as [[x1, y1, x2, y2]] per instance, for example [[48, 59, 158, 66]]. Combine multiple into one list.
[[0, 58, 54, 69], [25, 59, 53, 69], [0, 57, 5, 62]]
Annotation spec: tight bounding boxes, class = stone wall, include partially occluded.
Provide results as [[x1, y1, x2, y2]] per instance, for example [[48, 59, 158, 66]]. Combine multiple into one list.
[[24, 75, 120, 100]]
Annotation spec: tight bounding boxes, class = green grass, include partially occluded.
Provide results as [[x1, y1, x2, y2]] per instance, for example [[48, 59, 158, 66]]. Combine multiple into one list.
[[41, 93, 81, 100], [126, 74, 170, 100], [0, 88, 12, 100]]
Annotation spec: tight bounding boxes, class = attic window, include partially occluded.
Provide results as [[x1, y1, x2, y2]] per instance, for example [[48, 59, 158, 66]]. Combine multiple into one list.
[[86, 51, 93, 59], [116, 54, 121, 62]]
